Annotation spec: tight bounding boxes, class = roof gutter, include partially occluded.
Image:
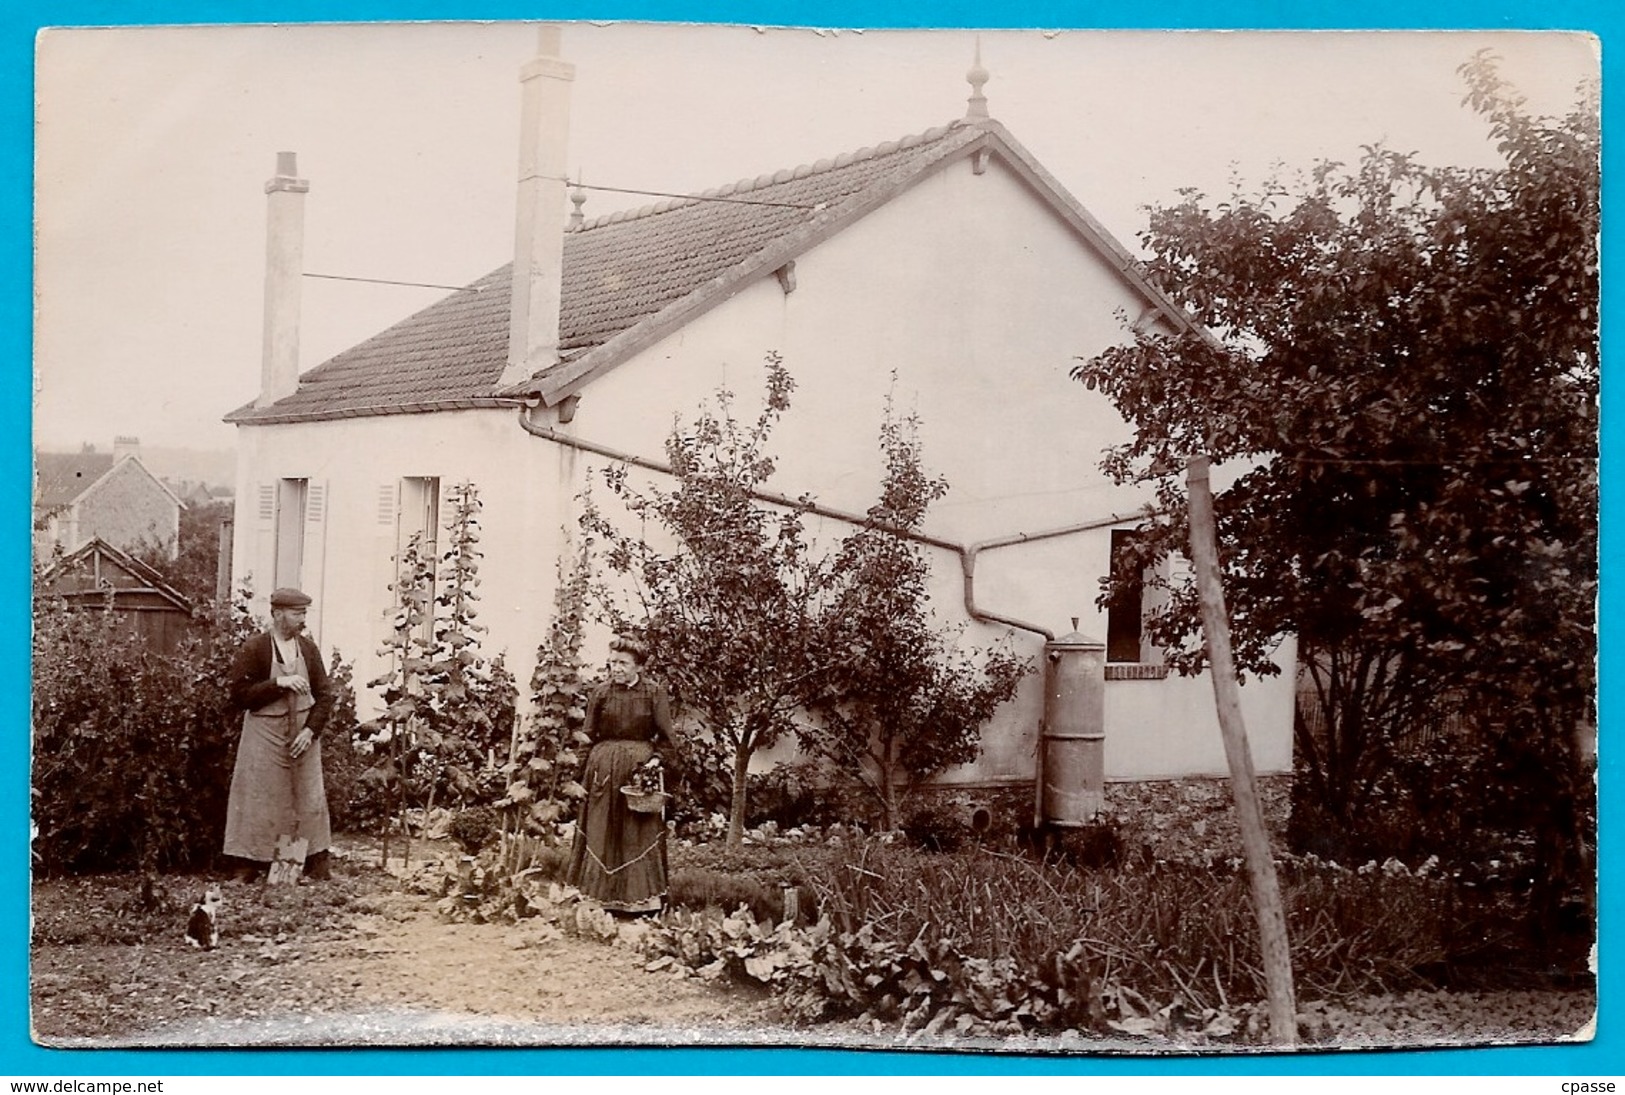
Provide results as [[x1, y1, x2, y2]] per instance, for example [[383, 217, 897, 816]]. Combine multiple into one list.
[[520, 406, 1143, 642], [960, 515, 1144, 641]]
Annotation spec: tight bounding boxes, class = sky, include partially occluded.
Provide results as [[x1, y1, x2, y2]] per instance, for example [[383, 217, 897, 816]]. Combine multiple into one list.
[[32, 24, 1598, 455]]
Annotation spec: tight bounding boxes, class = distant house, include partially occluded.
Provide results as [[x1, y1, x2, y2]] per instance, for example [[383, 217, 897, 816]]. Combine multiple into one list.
[[34, 437, 182, 562], [35, 537, 197, 653], [169, 480, 224, 508], [226, 36, 1297, 789]]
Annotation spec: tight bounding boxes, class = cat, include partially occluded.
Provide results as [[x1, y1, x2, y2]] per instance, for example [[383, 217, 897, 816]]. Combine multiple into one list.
[[184, 882, 222, 950]]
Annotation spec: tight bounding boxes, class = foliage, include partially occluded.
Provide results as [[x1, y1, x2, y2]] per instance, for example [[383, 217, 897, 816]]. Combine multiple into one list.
[[583, 353, 841, 844], [623, 755, 665, 796], [800, 401, 1030, 830], [419, 483, 516, 807], [447, 806, 500, 855], [362, 482, 517, 829], [645, 837, 1530, 1041], [900, 800, 986, 854], [361, 527, 435, 844], [31, 594, 255, 875], [498, 549, 592, 846], [318, 649, 391, 834], [130, 498, 234, 606], [1070, 55, 1597, 907], [586, 357, 1025, 842], [745, 758, 854, 831], [667, 868, 804, 925]]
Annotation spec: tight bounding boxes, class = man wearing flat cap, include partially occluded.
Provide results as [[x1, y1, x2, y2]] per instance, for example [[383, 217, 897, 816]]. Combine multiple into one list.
[[223, 588, 336, 882]]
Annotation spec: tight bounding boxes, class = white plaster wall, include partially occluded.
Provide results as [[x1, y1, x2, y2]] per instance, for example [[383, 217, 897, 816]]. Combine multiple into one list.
[[571, 153, 1152, 543], [233, 148, 1296, 780], [1103, 634, 1298, 780], [233, 409, 574, 714]]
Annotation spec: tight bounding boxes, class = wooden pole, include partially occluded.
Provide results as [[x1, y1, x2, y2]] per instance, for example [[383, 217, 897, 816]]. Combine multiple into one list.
[[1186, 455, 1298, 1046]]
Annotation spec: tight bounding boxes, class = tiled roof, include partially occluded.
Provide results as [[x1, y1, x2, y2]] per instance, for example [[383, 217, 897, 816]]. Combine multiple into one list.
[[557, 124, 970, 354], [227, 117, 1186, 425], [35, 451, 115, 510], [226, 122, 980, 425]]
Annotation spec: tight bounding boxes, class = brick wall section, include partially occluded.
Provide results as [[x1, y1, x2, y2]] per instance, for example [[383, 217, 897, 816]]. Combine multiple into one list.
[[71, 459, 178, 556]]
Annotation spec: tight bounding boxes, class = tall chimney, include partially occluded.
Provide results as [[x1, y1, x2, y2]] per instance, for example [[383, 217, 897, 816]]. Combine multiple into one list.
[[113, 435, 140, 463], [501, 26, 575, 390], [258, 151, 308, 408]]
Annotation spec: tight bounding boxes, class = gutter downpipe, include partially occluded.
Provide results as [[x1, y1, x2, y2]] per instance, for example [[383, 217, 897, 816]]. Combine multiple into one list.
[[518, 406, 1143, 643]]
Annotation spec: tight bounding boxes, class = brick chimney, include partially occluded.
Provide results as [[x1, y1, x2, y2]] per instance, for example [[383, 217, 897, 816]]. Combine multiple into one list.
[[113, 435, 140, 463], [500, 26, 575, 390], [258, 151, 309, 408]]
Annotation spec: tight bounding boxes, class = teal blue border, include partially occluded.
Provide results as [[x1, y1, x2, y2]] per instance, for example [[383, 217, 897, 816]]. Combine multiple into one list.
[[6, 0, 1617, 1077]]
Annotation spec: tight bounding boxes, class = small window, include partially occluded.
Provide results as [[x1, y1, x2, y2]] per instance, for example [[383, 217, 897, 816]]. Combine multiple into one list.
[[1106, 529, 1145, 663], [273, 478, 308, 590], [397, 477, 440, 644], [399, 477, 440, 565]]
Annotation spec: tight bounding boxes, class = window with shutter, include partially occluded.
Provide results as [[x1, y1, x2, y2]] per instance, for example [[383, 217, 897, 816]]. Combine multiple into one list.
[[274, 478, 308, 590], [398, 477, 441, 645]]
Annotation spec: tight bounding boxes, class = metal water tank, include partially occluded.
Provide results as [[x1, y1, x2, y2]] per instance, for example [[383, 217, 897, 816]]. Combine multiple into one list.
[[1040, 622, 1106, 826]]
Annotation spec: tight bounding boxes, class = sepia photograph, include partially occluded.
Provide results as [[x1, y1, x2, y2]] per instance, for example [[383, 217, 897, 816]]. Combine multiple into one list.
[[29, 20, 1599, 1057]]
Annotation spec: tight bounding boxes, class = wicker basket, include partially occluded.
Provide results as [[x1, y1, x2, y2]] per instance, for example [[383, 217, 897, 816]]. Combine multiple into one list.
[[621, 787, 672, 814]]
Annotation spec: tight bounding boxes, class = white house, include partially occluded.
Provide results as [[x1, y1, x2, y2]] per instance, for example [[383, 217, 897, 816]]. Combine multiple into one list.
[[226, 31, 1296, 790]]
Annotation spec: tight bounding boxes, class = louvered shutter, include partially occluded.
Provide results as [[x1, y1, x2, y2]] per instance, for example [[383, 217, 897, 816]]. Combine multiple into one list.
[[376, 482, 400, 643], [302, 481, 329, 639], [252, 482, 276, 606]]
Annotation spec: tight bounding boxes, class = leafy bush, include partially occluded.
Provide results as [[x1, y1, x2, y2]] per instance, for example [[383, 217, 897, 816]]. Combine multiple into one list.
[[499, 552, 592, 845], [901, 800, 992, 853], [319, 650, 392, 834], [745, 759, 853, 831], [363, 482, 517, 830], [31, 597, 252, 875], [669, 869, 792, 923], [448, 806, 499, 855]]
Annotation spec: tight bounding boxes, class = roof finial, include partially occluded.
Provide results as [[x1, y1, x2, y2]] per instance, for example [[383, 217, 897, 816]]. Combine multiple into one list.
[[569, 173, 587, 230], [965, 36, 990, 120]]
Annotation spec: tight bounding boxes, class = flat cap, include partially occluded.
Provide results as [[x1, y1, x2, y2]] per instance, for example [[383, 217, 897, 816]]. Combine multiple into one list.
[[268, 587, 313, 608]]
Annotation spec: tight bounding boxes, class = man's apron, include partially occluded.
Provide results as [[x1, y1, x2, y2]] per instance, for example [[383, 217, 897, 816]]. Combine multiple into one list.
[[222, 639, 330, 862]]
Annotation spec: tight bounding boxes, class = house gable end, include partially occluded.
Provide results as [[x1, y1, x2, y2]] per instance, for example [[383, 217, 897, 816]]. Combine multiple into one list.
[[530, 121, 1199, 406], [98, 455, 186, 510]]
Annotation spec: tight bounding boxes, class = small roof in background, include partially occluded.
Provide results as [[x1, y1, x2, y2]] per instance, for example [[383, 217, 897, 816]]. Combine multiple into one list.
[[34, 449, 116, 510], [36, 537, 195, 615]]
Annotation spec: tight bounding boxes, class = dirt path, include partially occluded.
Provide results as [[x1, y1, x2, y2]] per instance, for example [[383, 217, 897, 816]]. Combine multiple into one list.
[[32, 844, 782, 1048]]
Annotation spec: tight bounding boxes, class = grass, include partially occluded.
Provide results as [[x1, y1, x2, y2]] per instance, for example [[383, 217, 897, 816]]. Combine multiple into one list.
[[31, 869, 382, 947]]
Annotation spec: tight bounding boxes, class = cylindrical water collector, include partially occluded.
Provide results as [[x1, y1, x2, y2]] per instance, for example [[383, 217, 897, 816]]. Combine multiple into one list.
[[1040, 626, 1106, 827]]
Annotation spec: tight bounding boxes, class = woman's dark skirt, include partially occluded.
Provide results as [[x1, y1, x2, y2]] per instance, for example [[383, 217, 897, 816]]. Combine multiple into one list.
[[565, 739, 667, 912]]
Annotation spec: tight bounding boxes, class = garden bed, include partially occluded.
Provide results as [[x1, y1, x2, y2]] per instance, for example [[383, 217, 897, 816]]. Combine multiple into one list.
[[30, 832, 1594, 1052]]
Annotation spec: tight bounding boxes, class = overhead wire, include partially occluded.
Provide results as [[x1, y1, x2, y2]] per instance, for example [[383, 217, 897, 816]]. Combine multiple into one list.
[[529, 173, 826, 211], [303, 272, 483, 293]]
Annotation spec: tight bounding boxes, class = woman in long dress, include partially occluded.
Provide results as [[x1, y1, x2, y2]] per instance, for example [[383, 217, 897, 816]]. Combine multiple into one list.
[[565, 637, 679, 912]]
